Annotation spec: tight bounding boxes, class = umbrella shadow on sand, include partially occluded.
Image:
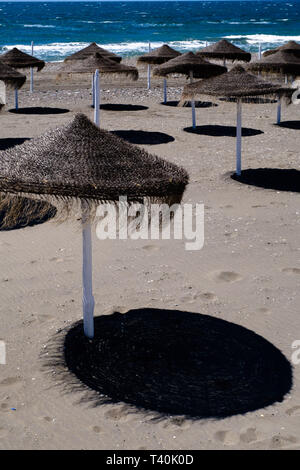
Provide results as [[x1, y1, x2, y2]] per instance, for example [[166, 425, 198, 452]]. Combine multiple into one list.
[[184, 125, 263, 137], [99, 104, 148, 111], [9, 107, 70, 115], [231, 168, 300, 193], [276, 121, 300, 130], [112, 130, 175, 145], [43, 308, 292, 419], [162, 100, 217, 108], [0, 137, 30, 150]]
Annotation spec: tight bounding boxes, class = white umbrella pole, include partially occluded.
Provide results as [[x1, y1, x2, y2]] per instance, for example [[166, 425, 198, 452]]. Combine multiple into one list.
[[285, 74, 288, 84], [276, 96, 281, 124], [258, 43, 262, 60], [92, 74, 95, 107], [236, 100, 242, 176], [189, 70, 196, 129], [163, 78, 167, 104], [94, 69, 100, 127], [81, 201, 95, 339], [147, 42, 151, 90], [30, 41, 34, 93], [81, 70, 100, 339], [15, 88, 18, 110]]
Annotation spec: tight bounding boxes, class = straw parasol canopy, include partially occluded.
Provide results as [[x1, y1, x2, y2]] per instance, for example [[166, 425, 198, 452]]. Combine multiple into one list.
[[58, 53, 138, 80], [137, 44, 181, 65], [0, 113, 188, 219], [181, 66, 295, 176], [181, 65, 295, 102], [248, 50, 300, 76], [0, 61, 26, 89], [263, 40, 300, 58], [64, 42, 122, 64], [0, 47, 45, 71], [153, 52, 227, 79], [197, 39, 251, 63]]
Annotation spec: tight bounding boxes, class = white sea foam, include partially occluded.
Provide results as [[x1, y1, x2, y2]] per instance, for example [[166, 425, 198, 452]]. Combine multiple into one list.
[[225, 34, 300, 46], [23, 24, 55, 28]]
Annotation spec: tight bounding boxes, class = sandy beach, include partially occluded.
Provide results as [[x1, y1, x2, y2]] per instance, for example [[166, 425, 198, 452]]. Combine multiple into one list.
[[0, 59, 300, 450]]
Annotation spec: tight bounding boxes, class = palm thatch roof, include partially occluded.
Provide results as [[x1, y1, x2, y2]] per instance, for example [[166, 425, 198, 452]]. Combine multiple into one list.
[[263, 41, 300, 58], [197, 39, 251, 62], [137, 44, 181, 65], [58, 53, 138, 80], [0, 61, 26, 89], [153, 52, 227, 79], [0, 48, 45, 71], [181, 65, 295, 102], [248, 50, 300, 76], [0, 114, 189, 224], [64, 42, 122, 63]]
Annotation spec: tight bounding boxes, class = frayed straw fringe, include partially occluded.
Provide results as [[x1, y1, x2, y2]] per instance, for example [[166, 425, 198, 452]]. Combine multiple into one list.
[[0, 191, 184, 231], [179, 91, 294, 106]]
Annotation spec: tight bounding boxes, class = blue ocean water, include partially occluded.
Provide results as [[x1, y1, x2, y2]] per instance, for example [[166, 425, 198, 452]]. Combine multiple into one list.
[[0, 1, 300, 61]]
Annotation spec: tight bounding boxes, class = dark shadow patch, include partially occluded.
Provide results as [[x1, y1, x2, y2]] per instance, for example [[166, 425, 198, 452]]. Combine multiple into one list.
[[0, 137, 30, 151], [43, 309, 293, 419], [184, 125, 263, 137], [99, 104, 148, 111], [231, 168, 300, 193], [220, 97, 277, 104], [112, 130, 175, 145], [9, 107, 70, 115], [0, 196, 57, 231], [162, 100, 217, 108], [276, 121, 300, 130]]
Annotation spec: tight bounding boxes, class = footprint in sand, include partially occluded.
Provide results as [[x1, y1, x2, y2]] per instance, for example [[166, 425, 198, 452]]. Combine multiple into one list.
[[37, 314, 55, 324], [257, 307, 271, 314], [92, 425, 102, 434], [43, 416, 55, 423], [199, 292, 217, 301], [0, 403, 9, 412], [142, 244, 160, 252], [286, 406, 300, 416], [240, 428, 258, 444], [270, 434, 298, 449], [0, 377, 21, 387], [214, 271, 243, 283], [281, 268, 300, 275], [215, 430, 240, 446]]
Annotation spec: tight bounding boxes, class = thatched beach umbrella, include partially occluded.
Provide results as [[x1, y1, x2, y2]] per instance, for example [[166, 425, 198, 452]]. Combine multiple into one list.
[[0, 61, 26, 89], [137, 44, 181, 99], [181, 65, 294, 176], [0, 47, 45, 109], [64, 42, 122, 64], [248, 50, 300, 122], [197, 39, 251, 66], [153, 52, 227, 128], [58, 53, 138, 123], [0, 113, 189, 338], [263, 41, 300, 58]]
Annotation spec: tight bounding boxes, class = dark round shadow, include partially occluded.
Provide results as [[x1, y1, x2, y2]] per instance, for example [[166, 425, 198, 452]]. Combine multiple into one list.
[[112, 130, 175, 145], [184, 125, 263, 137], [0, 137, 30, 151], [63, 309, 292, 419], [220, 97, 277, 104], [99, 104, 148, 111], [276, 121, 300, 130], [231, 168, 300, 193], [9, 107, 70, 115], [0, 196, 57, 231], [162, 100, 217, 108]]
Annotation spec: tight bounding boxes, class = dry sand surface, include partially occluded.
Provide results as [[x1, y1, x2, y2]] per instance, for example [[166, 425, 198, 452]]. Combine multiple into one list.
[[0, 61, 300, 450]]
